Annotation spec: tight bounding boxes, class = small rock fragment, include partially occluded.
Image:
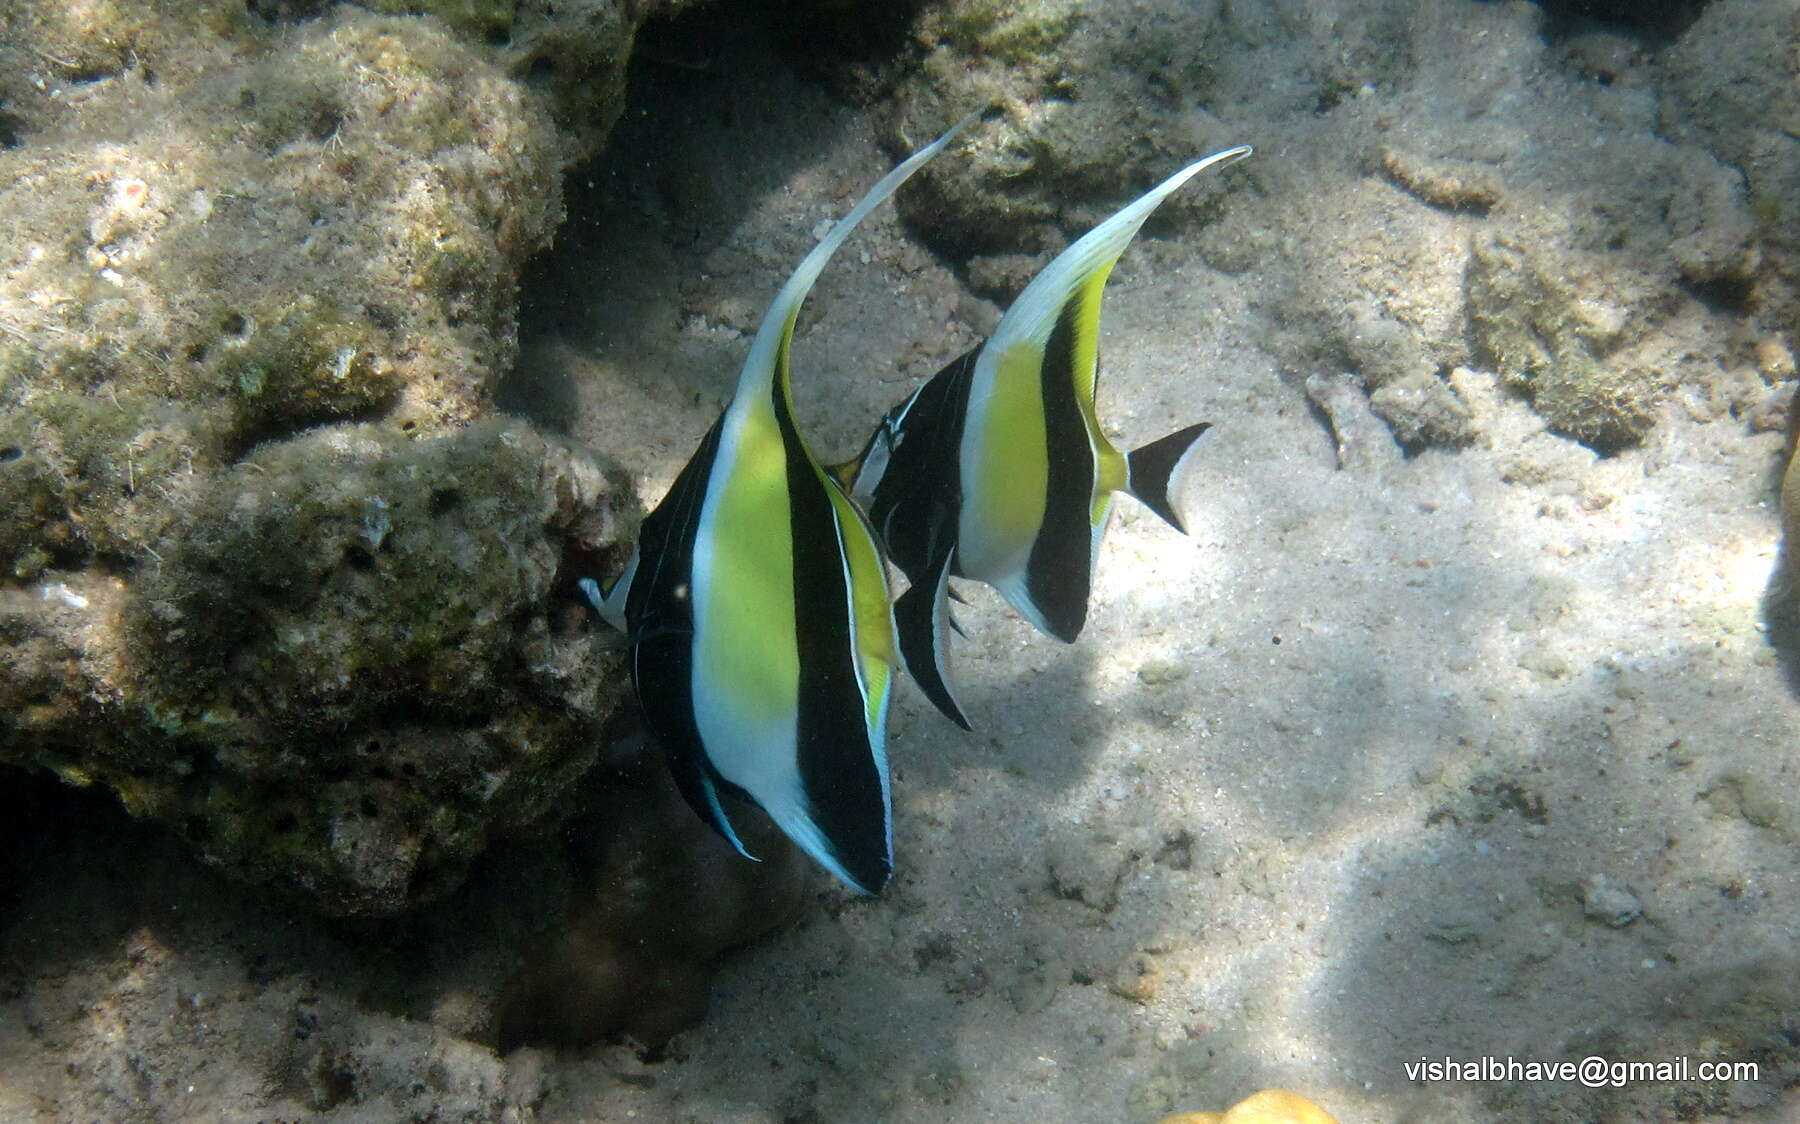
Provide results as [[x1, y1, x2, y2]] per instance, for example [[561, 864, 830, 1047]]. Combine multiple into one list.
[[1426, 920, 1482, 946], [1305, 371, 1402, 469], [1369, 373, 1474, 451], [1108, 952, 1163, 1004], [1582, 873, 1643, 928], [1137, 657, 1191, 686], [1045, 832, 1130, 912], [1754, 336, 1795, 380]]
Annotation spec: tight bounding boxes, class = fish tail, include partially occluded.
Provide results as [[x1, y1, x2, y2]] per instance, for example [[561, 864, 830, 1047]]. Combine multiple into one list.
[[1126, 422, 1211, 533], [895, 559, 974, 730]]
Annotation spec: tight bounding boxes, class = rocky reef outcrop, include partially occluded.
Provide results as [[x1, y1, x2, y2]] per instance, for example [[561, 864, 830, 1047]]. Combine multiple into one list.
[[870, 0, 1785, 454], [0, 1, 659, 914]]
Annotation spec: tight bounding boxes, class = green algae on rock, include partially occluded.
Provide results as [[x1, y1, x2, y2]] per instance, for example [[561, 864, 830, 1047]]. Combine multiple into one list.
[[876, 0, 1361, 260], [343, 0, 683, 166], [1658, 0, 1800, 264], [0, 390, 229, 581]]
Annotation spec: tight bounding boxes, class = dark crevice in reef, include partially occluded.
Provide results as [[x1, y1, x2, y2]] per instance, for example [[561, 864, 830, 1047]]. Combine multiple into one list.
[[754, 0, 930, 101], [1683, 274, 1755, 319], [1506, 0, 1712, 46], [243, 0, 330, 25], [224, 397, 394, 466], [0, 766, 137, 919]]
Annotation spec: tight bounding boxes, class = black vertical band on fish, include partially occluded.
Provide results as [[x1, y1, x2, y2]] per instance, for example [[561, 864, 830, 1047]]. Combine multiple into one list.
[[770, 333, 893, 891], [1025, 291, 1103, 643]]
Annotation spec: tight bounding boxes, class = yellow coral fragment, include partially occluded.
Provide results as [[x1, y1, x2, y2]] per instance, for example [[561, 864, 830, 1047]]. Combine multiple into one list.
[[1156, 1088, 1338, 1124]]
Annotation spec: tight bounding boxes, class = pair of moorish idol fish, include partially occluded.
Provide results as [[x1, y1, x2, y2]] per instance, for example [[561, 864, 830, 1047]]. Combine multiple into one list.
[[584, 113, 1251, 894]]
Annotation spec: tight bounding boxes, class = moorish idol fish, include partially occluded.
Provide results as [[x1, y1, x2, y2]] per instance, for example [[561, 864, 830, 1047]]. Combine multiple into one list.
[[582, 113, 979, 894], [839, 146, 1252, 730]]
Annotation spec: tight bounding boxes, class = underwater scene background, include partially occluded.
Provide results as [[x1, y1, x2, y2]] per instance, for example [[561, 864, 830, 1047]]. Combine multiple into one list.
[[2, 0, 1798, 1119]]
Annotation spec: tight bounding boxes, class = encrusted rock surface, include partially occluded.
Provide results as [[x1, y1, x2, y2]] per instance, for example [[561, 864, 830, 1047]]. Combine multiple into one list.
[[1659, 0, 1800, 308], [0, 1, 656, 914], [4, 419, 631, 915], [0, 4, 564, 440], [873, 0, 1778, 454]]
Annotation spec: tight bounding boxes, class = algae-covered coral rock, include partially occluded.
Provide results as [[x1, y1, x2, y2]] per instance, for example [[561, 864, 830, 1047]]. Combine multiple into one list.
[[0, 3, 563, 440], [285, 0, 682, 166], [0, 1, 665, 914], [4, 419, 631, 915], [878, 0, 1387, 257], [1658, 0, 1800, 277]]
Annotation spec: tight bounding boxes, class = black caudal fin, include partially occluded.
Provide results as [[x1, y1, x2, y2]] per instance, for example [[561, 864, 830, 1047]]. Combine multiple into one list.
[[1127, 422, 1212, 533], [894, 556, 973, 730]]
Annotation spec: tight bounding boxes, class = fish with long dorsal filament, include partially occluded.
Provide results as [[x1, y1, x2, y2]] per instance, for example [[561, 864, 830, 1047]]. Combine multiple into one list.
[[582, 113, 980, 895], [837, 146, 1252, 730]]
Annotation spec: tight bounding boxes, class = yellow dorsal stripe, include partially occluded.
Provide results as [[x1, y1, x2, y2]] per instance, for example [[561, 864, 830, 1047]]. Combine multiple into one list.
[[1064, 271, 1130, 502]]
